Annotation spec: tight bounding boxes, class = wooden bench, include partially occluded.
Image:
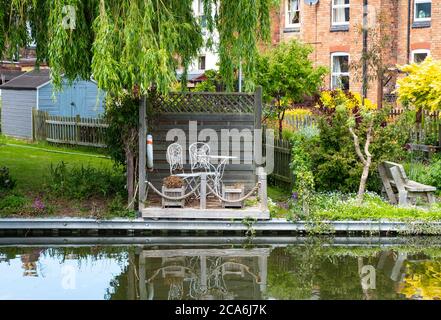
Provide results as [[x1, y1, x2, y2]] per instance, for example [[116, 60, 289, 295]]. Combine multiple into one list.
[[378, 161, 437, 206]]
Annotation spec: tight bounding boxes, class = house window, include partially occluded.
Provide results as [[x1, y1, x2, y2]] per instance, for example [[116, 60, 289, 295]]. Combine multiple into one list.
[[197, 0, 207, 29], [286, 0, 300, 27], [412, 49, 430, 63], [332, 0, 350, 25], [331, 53, 349, 90], [414, 0, 431, 21], [198, 56, 206, 70]]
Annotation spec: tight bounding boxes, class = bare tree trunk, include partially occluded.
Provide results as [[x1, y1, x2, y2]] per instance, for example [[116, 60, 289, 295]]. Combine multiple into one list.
[[349, 121, 374, 205], [358, 156, 372, 202]]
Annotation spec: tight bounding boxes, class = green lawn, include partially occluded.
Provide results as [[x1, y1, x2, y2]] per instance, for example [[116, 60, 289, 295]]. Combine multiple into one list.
[[0, 135, 113, 193]]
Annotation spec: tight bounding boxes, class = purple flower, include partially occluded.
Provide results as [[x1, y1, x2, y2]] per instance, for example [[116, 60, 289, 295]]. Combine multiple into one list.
[[291, 192, 299, 201], [32, 198, 45, 211]]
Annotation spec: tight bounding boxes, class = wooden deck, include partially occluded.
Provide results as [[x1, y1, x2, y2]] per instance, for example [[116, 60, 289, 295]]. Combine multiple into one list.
[[142, 194, 270, 220]]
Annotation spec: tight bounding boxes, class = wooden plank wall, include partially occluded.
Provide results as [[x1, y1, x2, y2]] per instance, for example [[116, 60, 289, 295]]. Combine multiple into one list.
[[148, 112, 258, 191]]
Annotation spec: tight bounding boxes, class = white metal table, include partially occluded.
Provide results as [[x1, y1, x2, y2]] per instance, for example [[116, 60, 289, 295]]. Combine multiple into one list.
[[205, 155, 238, 194], [174, 172, 217, 198]]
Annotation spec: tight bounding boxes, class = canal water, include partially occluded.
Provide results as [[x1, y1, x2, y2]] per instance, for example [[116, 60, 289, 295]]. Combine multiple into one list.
[[1, 238, 441, 300]]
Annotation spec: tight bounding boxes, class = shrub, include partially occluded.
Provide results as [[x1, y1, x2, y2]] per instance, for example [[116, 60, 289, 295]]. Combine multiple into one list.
[[290, 127, 318, 213], [0, 194, 27, 216], [404, 157, 441, 193], [107, 194, 136, 219], [293, 102, 413, 194], [46, 162, 125, 200], [424, 158, 441, 191], [0, 167, 16, 192]]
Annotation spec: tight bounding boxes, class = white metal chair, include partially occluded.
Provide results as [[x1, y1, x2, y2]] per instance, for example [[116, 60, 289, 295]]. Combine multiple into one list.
[[166, 143, 184, 175], [189, 142, 224, 196], [189, 142, 211, 172]]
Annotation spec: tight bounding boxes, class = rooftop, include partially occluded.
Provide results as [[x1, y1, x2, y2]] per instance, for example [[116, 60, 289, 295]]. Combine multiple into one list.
[[0, 69, 50, 90]]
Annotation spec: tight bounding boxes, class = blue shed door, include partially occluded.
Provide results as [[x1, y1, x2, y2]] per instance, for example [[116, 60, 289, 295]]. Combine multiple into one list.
[[59, 83, 87, 117], [72, 84, 87, 117]]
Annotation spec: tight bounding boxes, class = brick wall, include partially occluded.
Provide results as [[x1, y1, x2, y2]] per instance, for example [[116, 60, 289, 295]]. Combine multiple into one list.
[[270, 0, 441, 104]]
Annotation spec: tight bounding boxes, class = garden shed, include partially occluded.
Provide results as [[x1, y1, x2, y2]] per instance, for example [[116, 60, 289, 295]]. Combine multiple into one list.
[[0, 69, 105, 139]]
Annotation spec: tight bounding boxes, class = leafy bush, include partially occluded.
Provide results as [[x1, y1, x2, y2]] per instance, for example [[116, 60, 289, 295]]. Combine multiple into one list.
[[0, 167, 16, 192], [290, 127, 318, 213], [107, 194, 136, 218], [0, 194, 27, 216], [290, 102, 413, 194], [404, 156, 441, 193], [46, 162, 125, 200]]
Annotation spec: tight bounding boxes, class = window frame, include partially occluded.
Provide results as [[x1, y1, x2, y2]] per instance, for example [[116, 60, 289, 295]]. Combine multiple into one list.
[[414, 0, 431, 22], [411, 49, 430, 63], [285, 0, 301, 28], [330, 52, 350, 90], [331, 0, 350, 26], [198, 55, 206, 71]]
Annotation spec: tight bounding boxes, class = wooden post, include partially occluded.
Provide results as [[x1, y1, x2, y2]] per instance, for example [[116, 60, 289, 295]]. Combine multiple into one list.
[[200, 173, 207, 210], [254, 86, 262, 131], [257, 167, 268, 211], [138, 256, 147, 300], [75, 114, 80, 144], [438, 123, 441, 147], [32, 108, 36, 141], [258, 255, 267, 294], [200, 255, 207, 292], [139, 95, 147, 213], [254, 86, 263, 185]]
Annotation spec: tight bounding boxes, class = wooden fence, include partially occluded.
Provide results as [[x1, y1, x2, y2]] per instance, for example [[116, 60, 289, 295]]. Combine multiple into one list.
[[389, 109, 440, 146], [284, 114, 317, 131], [32, 109, 108, 148], [270, 138, 294, 189]]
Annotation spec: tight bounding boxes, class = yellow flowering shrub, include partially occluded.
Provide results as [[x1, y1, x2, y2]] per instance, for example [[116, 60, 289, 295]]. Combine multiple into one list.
[[396, 57, 441, 114], [318, 89, 377, 112]]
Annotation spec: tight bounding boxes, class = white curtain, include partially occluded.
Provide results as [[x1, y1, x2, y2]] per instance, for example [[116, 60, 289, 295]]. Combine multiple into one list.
[[289, 0, 299, 24], [333, 0, 346, 23], [332, 56, 341, 74]]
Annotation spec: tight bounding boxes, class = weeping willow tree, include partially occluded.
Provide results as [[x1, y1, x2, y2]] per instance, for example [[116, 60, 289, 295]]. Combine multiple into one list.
[[1, 0, 272, 93], [1, 0, 273, 207]]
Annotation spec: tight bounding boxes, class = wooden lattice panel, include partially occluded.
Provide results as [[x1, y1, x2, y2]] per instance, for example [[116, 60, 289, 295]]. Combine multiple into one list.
[[150, 91, 255, 114]]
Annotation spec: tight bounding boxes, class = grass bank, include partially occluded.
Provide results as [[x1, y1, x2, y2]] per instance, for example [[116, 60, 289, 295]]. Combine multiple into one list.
[[0, 135, 133, 219], [268, 186, 441, 223]]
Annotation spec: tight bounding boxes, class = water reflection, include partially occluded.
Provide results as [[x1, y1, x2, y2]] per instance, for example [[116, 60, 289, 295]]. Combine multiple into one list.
[[137, 247, 268, 300], [0, 240, 441, 300]]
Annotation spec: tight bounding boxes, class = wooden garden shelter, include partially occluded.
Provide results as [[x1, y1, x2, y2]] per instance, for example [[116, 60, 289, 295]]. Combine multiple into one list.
[[138, 88, 269, 220]]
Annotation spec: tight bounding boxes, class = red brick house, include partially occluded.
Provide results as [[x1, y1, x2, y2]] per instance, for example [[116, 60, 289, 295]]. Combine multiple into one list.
[[270, 0, 439, 104]]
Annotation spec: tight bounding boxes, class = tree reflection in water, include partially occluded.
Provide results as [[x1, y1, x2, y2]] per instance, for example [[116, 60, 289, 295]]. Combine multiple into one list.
[[1, 240, 441, 300]]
